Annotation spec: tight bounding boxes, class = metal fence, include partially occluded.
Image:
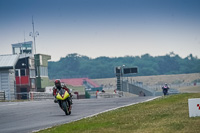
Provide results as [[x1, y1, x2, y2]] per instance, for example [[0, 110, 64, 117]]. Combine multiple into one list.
[[16, 92, 30, 100], [122, 79, 200, 96], [0, 92, 57, 101], [29, 92, 54, 100], [122, 81, 155, 96], [14, 92, 54, 100], [0, 91, 5, 100]]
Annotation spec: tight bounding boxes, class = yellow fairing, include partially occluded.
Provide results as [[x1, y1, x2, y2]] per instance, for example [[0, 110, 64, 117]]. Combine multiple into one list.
[[56, 91, 70, 100]]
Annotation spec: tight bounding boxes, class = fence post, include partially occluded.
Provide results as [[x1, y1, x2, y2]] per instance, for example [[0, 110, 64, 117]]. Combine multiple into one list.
[[31, 92, 33, 100], [29, 92, 34, 100]]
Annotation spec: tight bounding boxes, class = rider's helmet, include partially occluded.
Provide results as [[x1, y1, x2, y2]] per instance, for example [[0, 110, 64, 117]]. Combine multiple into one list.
[[54, 79, 61, 89]]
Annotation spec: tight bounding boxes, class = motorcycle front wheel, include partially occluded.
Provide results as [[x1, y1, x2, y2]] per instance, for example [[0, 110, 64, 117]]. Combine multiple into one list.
[[62, 101, 71, 115]]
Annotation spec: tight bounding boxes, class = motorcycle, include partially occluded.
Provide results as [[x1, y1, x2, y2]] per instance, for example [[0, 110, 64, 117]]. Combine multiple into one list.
[[56, 88, 72, 115], [163, 89, 168, 95], [162, 86, 169, 96]]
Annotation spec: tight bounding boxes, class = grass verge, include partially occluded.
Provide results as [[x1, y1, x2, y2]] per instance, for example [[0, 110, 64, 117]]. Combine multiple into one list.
[[38, 93, 200, 133]]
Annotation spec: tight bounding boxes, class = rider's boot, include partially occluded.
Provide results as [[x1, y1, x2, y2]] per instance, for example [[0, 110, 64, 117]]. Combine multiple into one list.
[[54, 97, 58, 103], [69, 105, 72, 112]]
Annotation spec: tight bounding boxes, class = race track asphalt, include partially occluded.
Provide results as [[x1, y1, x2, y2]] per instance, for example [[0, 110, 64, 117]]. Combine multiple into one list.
[[0, 96, 157, 133]]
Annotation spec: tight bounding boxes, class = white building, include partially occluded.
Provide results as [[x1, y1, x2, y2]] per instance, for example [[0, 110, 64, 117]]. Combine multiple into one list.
[[0, 54, 19, 100]]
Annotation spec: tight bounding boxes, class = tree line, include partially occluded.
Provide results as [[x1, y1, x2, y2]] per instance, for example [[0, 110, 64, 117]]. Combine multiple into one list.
[[48, 52, 200, 79]]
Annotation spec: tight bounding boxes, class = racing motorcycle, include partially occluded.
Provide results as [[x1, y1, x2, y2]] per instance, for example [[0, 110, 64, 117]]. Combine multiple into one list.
[[56, 88, 72, 115]]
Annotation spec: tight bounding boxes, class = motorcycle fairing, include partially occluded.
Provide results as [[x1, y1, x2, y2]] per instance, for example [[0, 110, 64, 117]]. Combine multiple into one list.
[[56, 91, 70, 100]]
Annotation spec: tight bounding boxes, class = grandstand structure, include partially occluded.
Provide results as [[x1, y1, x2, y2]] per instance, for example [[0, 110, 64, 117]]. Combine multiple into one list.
[[30, 78, 101, 100], [60, 78, 99, 87], [60, 78, 101, 99]]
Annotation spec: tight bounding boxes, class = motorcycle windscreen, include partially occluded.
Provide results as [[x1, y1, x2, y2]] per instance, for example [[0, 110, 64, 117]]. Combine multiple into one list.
[[56, 91, 70, 100]]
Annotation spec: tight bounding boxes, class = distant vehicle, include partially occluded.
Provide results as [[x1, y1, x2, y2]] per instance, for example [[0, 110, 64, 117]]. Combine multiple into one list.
[[162, 83, 169, 96]]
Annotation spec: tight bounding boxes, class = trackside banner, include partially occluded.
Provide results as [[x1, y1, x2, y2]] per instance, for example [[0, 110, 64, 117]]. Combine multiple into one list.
[[188, 98, 200, 117]]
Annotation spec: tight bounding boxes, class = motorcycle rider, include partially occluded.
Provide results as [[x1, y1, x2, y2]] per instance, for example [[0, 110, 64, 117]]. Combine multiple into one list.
[[162, 83, 169, 96], [53, 79, 72, 110]]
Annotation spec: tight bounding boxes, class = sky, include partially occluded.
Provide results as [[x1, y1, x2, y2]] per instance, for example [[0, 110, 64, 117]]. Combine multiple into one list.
[[0, 0, 200, 61]]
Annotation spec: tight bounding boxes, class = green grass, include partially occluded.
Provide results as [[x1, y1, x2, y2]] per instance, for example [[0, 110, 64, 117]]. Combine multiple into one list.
[[38, 93, 200, 133]]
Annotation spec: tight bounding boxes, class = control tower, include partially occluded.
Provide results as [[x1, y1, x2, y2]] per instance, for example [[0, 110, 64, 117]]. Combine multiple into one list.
[[12, 41, 33, 58]]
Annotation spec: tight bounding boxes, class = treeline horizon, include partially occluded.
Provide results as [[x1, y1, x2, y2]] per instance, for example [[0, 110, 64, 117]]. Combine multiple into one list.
[[48, 52, 200, 79]]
